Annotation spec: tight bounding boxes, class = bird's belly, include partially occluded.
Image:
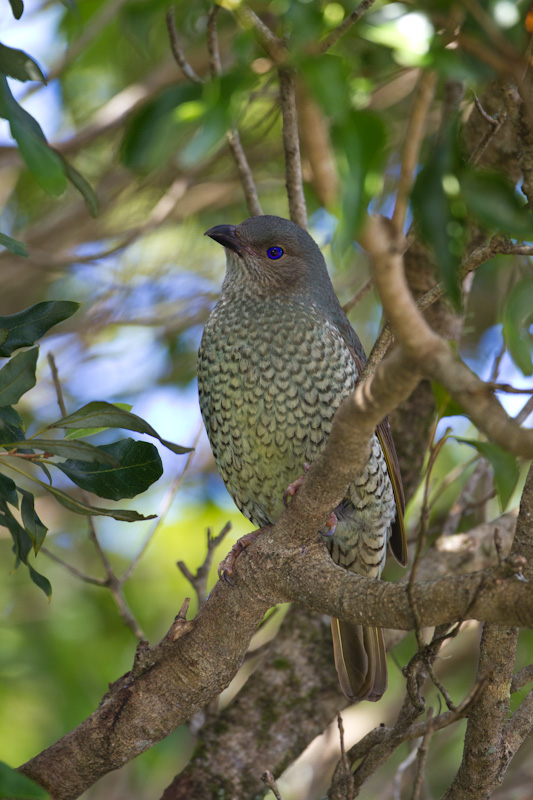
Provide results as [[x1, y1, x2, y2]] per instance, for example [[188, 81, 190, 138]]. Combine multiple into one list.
[[198, 313, 358, 527]]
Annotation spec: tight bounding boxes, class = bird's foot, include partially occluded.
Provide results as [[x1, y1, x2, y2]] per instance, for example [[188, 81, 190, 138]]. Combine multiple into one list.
[[283, 462, 311, 507], [320, 510, 338, 537], [218, 531, 261, 585]]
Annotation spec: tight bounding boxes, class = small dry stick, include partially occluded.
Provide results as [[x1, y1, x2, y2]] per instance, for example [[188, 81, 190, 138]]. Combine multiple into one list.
[[41, 547, 107, 587], [261, 770, 284, 800], [278, 67, 307, 229], [47, 352, 68, 417], [166, 5, 203, 84], [391, 70, 438, 237], [393, 744, 419, 800], [206, 4, 222, 76], [177, 522, 232, 605]]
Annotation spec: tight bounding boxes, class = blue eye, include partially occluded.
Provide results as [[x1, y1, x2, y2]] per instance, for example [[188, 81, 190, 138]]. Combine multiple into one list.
[[267, 246, 283, 260]]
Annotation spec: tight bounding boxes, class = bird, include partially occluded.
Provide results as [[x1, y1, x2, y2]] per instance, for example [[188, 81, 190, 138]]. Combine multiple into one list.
[[197, 214, 407, 702]]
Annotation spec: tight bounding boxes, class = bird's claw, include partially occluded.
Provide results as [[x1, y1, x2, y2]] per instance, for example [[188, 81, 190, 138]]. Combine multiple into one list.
[[321, 511, 338, 537], [218, 531, 261, 584], [283, 462, 312, 507]]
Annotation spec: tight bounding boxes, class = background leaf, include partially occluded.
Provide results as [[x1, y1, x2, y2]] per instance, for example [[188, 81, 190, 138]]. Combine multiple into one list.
[[0, 760, 49, 799], [0, 232, 28, 257], [0, 43, 46, 83], [502, 277, 533, 376]]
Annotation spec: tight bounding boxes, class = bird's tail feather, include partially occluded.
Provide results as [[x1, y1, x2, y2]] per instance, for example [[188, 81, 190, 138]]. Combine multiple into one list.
[[331, 619, 387, 702]]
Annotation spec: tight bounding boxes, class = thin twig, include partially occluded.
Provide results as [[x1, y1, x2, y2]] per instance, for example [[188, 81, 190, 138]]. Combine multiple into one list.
[[342, 276, 374, 313], [278, 67, 307, 229], [233, 6, 285, 62], [392, 70, 438, 237], [318, 0, 377, 54], [510, 664, 533, 694], [47, 353, 68, 417], [393, 744, 419, 800], [166, 5, 203, 84], [207, 5, 222, 77], [515, 394, 533, 425], [177, 522, 232, 606], [411, 708, 434, 800], [40, 547, 107, 586], [120, 424, 203, 583]]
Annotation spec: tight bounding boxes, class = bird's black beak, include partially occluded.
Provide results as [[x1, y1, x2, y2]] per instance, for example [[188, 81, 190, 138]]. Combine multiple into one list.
[[204, 224, 244, 255]]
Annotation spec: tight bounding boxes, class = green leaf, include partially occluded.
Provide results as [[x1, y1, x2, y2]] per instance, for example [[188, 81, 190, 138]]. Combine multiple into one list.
[[502, 277, 533, 376], [0, 231, 28, 257], [0, 75, 66, 196], [0, 347, 38, 406], [60, 157, 99, 217], [48, 401, 192, 454], [0, 509, 52, 599], [32, 476, 156, 521], [0, 760, 49, 799], [456, 438, 520, 509], [0, 301, 79, 357], [0, 43, 46, 83], [432, 382, 466, 419], [0, 405, 25, 445], [19, 488, 47, 553], [460, 169, 533, 238], [55, 438, 163, 500], [5, 438, 120, 465], [64, 403, 133, 439], [332, 110, 387, 249], [412, 144, 463, 309], [7, 0, 24, 20], [0, 471, 18, 507]]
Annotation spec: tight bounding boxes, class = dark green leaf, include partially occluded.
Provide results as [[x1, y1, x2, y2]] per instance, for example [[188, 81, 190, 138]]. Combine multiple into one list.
[[0, 760, 49, 799], [0, 301, 79, 357], [64, 403, 133, 439], [0, 231, 28, 257], [0, 347, 38, 406], [32, 475, 156, 521], [0, 509, 51, 599], [0, 76, 66, 195], [48, 401, 192, 454], [332, 110, 387, 249], [0, 405, 25, 444], [0, 43, 46, 83], [56, 438, 163, 500], [5, 438, 120, 465], [502, 277, 533, 376], [19, 488, 47, 553], [460, 169, 532, 238], [7, 0, 24, 19], [0, 471, 18, 508], [412, 145, 463, 309], [60, 157, 99, 217], [456, 438, 520, 509]]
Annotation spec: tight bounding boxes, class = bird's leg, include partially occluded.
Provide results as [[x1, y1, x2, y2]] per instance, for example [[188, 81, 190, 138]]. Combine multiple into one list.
[[218, 530, 263, 585], [283, 462, 338, 535]]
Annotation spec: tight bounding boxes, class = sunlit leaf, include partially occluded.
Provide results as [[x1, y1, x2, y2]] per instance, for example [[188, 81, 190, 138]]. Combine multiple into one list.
[[32, 476, 156, 521], [502, 277, 533, 376], [0, 347, 38, 406], [0, 301, 79, 357], [60, 157, 99, 217], [0, 43, 46, 83], [456, 438, 520, 509], [5, 438, 121, 464], [432, 382, 466, 418], [0, 231, 28, 257], [64, 403, 133, 439], [56, 438, 163, 500], [48, 401, 192, 454], [0, 760, 49, 799]]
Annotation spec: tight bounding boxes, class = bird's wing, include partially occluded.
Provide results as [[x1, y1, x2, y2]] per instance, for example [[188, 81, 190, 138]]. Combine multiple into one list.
[[344, 345, 408, 567]]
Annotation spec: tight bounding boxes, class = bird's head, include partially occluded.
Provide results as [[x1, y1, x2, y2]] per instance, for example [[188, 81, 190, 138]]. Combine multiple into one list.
[[205, 215, 329, 296]]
